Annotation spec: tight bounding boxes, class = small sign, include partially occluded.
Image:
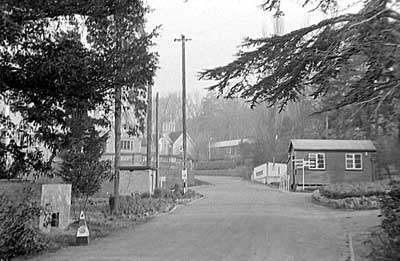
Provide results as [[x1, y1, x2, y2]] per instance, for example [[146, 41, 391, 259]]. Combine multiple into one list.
[[161, 176, 166, 182], [182, 169, 187, 180], [76, 211, 89, 245]]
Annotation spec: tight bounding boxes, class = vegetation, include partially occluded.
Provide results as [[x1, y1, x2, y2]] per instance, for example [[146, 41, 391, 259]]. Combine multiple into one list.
[[319, 181, 391, 199], [379, 181, 400, 259], [0, 0, 158, 176], [0, 188, 49, 260]]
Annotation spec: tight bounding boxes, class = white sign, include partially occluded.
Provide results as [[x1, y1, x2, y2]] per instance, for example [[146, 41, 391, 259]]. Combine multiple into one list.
[[182, 169, 187, 180], [161, 176, 166, 182]]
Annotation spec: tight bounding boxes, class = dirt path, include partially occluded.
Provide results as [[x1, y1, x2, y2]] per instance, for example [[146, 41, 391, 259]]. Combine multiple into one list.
[[28, 176, 380, 261]]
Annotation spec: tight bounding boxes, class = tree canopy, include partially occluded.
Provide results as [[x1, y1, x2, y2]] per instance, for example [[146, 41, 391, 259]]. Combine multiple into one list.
[[0, 0, 158, 160], [200, 0, 400, 114]]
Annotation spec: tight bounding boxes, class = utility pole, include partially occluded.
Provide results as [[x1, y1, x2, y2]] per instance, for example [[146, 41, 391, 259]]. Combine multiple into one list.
[[155, 92, 159, 188], [325, 114, 329, 139], [147, 85, 153, 167], [174, 35, 191, 189], [113, 2, 122, 214]]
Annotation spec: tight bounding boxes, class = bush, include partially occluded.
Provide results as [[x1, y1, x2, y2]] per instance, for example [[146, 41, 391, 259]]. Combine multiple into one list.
[[108, 194, 174, 217], [380, 181, 400, 259], [319, 181, 391, 199], [0, 188, 49, 260]]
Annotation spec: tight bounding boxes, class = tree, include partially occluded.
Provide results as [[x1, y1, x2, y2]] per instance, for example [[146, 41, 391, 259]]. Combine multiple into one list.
[[57, 111, 111, 212], [200, 0, 399, 120], [0, 0, 158, 168]]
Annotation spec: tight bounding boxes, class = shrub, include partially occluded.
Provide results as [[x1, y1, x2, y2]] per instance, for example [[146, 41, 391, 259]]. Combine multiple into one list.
[[319, 181, 391, 199], [0, 188, 49, 260], [108, 194, 174, 217], [380, 181, 400, 259]]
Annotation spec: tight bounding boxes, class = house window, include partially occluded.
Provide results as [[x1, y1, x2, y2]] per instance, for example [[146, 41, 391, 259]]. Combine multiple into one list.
[[346, 153, 362, 170], [309, 153, 325, 170]]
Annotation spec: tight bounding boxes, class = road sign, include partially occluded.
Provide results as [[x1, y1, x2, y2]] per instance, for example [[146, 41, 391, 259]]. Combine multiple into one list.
[[182, 169, 187, 180], [76, 211, 89, 245]]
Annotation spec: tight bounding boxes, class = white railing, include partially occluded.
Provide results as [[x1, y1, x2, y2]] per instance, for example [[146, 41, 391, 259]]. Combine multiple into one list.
[[279, 175, 290, 192], [252, 163, 267, 183]]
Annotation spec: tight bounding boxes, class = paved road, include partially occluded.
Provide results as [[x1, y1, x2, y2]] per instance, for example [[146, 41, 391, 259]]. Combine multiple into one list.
[[30, 176, 380, 261]]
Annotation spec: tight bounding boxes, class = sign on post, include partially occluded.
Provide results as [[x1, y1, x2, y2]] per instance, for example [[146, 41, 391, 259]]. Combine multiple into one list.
[[182, 168, 187, 180]]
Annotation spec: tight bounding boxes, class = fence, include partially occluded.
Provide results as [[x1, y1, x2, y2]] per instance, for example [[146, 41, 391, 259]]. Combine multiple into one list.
[[279, 175, 290, 192]]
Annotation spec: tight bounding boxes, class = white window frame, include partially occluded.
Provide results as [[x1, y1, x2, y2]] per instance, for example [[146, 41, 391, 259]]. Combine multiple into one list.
[[345, 153, 362, 170], [308, 153, 326, 170]]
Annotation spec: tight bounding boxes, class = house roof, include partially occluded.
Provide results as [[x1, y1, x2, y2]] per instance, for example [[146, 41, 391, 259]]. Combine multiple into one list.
[[289, 139, 377, 152], [168, 131, 182, 143], [211, 138, 255, 148]]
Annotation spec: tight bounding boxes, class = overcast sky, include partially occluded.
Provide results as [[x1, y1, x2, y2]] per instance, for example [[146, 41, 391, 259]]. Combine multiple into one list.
[[146, 0, 331, 97]]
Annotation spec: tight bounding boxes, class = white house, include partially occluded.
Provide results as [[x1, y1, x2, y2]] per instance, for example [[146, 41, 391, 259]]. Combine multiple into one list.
[[159, 131, 196, 159], [252, 162, 287, 184]]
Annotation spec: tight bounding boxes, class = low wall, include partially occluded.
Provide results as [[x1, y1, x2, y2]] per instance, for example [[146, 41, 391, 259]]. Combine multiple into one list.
[[158, 167, 195, 189]]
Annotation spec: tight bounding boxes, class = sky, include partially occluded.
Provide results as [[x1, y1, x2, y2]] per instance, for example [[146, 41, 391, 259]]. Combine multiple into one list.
[[145, 0, 328, 98]]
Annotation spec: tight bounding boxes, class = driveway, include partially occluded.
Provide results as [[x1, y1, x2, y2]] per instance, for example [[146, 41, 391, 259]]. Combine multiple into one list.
[[29, 176, 380, 261]]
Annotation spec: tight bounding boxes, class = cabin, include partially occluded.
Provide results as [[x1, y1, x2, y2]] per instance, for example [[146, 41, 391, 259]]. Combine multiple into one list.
[[288, 139, 377, 189]]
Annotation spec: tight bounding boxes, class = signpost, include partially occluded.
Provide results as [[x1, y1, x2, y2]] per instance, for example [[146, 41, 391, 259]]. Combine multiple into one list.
[[182, 168, 187, 193], [293, 159, 312, 190]]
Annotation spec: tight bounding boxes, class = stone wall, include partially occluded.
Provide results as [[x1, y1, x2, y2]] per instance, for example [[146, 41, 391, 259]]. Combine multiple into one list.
[[39, 184, 71, 231]]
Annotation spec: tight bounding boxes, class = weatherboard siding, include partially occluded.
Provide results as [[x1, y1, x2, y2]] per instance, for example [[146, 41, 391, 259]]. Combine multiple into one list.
[[291, 150, 374, 185]]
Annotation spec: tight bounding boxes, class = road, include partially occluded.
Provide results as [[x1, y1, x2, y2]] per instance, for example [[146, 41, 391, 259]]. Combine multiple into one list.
[[29, 176, 380, 261]]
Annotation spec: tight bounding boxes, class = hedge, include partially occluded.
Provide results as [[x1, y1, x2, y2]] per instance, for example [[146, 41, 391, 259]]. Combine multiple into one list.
[[380, 181, 400, 259], [319, 181, 391, 199]]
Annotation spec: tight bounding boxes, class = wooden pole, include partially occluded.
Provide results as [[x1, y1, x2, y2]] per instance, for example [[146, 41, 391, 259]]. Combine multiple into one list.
[[113, 2, 121, 214], [155, 92, 159, 188], [146, 86, 153, 167], [174, 35, 191, 189], [181, 35, 187, 173]]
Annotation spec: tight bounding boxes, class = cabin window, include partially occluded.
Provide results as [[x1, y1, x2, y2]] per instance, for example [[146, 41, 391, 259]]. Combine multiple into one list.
[[308, 153, 325, 170], [345, 153, 362, 170]]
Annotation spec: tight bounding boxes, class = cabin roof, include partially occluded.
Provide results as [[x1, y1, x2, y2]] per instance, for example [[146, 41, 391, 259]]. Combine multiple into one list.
[[289, 139, 377, 152]]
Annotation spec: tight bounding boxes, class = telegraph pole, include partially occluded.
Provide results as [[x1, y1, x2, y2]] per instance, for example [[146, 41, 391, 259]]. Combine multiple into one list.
[[155, 92, 159, 188], [113, 2, 122, 214], [147, 85, 152, 167], [174, 35, 191, 189]]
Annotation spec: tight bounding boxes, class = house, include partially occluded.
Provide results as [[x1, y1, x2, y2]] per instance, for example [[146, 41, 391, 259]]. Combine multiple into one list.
[[209, 138, 254, 160], [252, 162, 287, 184], [159, 131, 196, 159], [288, 139, 377, 189]]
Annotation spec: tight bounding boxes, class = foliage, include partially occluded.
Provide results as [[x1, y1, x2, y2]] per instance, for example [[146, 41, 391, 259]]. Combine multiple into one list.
[[380, 181, 400, 259], [108, 193, 174, 217], [57, 120, 112, 201], [0, 188, 49, 260], [0, 0, 158, 167], [319, 181, 391, 199], [200, 0, 400, 113]]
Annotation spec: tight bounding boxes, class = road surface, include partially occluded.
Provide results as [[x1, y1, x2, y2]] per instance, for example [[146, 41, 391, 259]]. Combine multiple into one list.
[[29, 176, 380, 261]]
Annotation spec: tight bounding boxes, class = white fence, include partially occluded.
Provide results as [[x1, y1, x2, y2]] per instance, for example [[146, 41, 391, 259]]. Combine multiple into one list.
[[279, 175, 290, 192], [252, 162, 287, 185]]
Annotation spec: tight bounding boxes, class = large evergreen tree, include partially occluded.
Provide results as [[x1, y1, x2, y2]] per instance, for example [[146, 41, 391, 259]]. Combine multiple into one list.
[[0, 1, 158, 171], [200, 0, 399, 118]]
